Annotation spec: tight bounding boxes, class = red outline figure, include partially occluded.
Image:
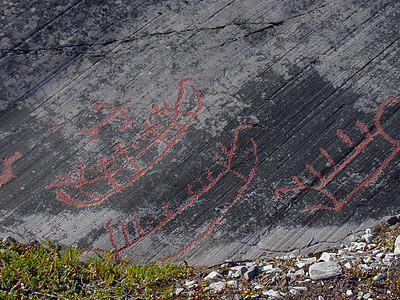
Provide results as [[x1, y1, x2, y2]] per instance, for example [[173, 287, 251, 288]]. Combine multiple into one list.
[[46, 78, 202, 205], [91, 124, 258, 261], [274, 97, 400, 211], [0, 151, 21, 185]]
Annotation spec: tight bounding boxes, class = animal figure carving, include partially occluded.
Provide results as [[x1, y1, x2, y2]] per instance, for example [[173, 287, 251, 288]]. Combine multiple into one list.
[[0, 151, 21, 186]]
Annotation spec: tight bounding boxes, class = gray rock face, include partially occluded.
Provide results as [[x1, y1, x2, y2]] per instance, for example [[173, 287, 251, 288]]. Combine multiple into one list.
[[309, 261, 343, 280]]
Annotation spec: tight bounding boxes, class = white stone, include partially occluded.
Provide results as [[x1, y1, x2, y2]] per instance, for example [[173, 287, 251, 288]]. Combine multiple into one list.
[[309, 262, 343, 280], [265, 267, 282, 274], [373, 273, 386, 281], [318, 252, 334, 262], [363, 256, 372, 263], [254, 283, 265, 290], [295, 262, 306, 268], [207, 281, 226, 293], [174, 287, 184, 295], [352, 242, 366, 251], [262, 264, 273, 271], [231, 266, 248, 277], [204, 271, 223, 282], [318, 296, 325, 300], [394, 235, 400, 255], [294, 269, 305, 277], [346, 290, 354, 297], [362, 229, 374, 243], [289, 288, 299, 295], [296, 257, 316, 268], [363, 292, 371, 299], [292, 286, 308, 291], [344, 262, 353, 269], [376, 252, 385, 258], [185, 280, 196, 287], [262, 289, 283, 299], [185, 280, 198, 289], [227, 280, 238, 289]]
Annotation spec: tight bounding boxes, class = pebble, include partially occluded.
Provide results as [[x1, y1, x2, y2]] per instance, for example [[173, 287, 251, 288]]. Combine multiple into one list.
[[362, 228, 374, 243], [232, 265, 248, 277], [344, 262, 353, 269], [204, 270, 223, 281], [346, 289, 354, 296], [206, 281, 226, 293], [363, 292, 371, 299], [227, 280, 238, 289], [262, 289, 283, 299], [318, 252, 334, 262], [174, 287, 184, 295], [394, 235, 400, 255], [254, 283, 265, 290], [386, 216, 399, 225], [309, 261, 343, 280], [244, 265, 259, 280], [373, 273, 386, 281], [318, 296, 325, 300]]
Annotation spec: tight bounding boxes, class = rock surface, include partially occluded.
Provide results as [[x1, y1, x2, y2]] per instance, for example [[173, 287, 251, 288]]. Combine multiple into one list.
[[0, 0, 400, 266]]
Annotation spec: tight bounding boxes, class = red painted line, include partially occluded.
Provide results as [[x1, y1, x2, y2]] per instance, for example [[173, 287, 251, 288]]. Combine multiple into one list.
[[47, 78, 202, 206], [84, 101, 133, 141], [80, 124, 257, 261], [156, 136, 258, 262], [0, 151, 22, 185], [46, 122, 68, 132], [275, 97, 400, 211]]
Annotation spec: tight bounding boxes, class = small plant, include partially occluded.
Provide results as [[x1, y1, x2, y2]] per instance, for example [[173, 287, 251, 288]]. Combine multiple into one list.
[[241, 288, 256, 299], [0, 239, 196, 299]]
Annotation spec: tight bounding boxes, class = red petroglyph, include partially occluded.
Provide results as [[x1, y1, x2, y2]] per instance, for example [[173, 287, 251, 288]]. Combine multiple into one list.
[[90, 124, 257, 261], [0, 151, 21, 185], [274, 97, 400, 211], [46, 78, 202, 205], [46, 122, 68, 132], [80, 101, 133, 141]]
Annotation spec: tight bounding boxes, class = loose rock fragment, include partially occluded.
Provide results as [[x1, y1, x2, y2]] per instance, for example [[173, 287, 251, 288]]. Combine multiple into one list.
[[373, 273, 386, 281], [207, 281, 226, 293], [262, 289, 283, 299], [394, 235, 400, 255], [318, 252, 334, 262], [204, 271, 223, 282], [386, 216, 399, 225], [244, 265, 259, 280], [309, 261, 343, 280]]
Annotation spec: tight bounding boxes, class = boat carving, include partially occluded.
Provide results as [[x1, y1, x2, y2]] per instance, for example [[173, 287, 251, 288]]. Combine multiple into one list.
[[274, 97, 400, 211], [46, 78, 202, 205]]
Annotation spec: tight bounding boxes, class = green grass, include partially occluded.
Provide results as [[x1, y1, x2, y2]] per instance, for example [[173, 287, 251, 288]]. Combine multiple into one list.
[[0, 239, 196, 299]]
